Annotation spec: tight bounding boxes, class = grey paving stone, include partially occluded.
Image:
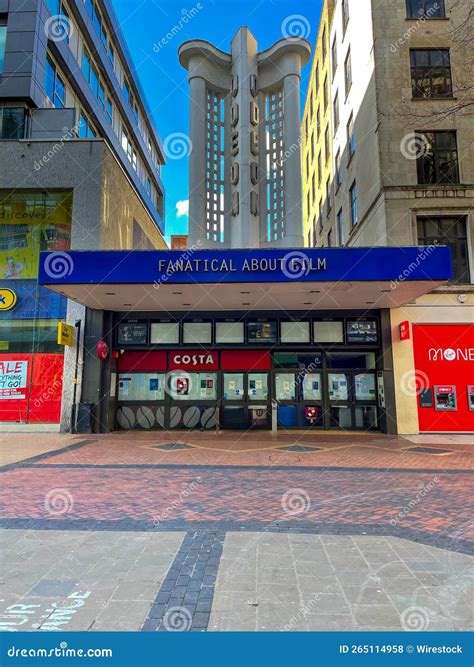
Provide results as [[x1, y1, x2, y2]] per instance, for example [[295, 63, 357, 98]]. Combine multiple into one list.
[[208, 610, 257, 631], [257, 602, 307, 631], [353, 605, 402, 628], [28, 579, 78, 597], [211, 591, 260, 612], [256, 583, 301, 603], [342, 586, 391, 605], [306, 613, 356, 631], [110, 582, 158, 602]]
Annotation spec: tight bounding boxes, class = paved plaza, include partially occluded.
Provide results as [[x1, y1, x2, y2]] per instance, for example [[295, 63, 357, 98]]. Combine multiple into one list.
[[0, 432, 472, 632]]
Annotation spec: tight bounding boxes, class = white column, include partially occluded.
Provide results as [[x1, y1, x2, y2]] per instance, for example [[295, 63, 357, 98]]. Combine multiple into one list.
[[283, 73, 304, 247], [188, 75, 207, 248]]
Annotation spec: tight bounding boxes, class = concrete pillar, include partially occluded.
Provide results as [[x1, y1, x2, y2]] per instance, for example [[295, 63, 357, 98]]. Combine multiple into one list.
[[283, 73, 304, 247], [188, 73, 207, 248]]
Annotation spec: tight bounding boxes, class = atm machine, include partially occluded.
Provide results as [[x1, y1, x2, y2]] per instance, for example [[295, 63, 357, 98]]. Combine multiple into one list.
[[434, 386, 457, 411], [468, 385, 474, 412]]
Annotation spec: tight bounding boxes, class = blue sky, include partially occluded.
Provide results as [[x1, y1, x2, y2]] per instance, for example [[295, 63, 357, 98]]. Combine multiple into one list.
[[113, 0, 323, 242]]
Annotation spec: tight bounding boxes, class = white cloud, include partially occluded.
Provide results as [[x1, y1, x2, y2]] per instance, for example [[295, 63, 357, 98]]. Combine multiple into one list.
[[176, 199, 189, 218]]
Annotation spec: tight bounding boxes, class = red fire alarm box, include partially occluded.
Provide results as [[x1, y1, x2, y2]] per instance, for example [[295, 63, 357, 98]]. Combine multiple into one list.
[[399, 321, 411, 341]]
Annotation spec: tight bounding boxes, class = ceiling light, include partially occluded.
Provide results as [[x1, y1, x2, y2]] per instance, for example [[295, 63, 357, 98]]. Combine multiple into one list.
[[105, 292, 116, 295], [173, 291, 183, 295]]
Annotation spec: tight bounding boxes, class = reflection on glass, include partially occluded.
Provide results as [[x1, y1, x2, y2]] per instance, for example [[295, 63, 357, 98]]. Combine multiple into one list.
[[355, 406, 378, 429], [168, 372, 217, 401], [275, 373, 296, 401], [329, 406, 352, 429], [302, 373, 322, 400], [118, 373, 165, 401], [281, 321, 310, 343], [355, 373, 376, 401], [248, 373, 268, 401], [223, 373, 244, 401], [183, 322, 212, 344], [328, 373, 349, 401], [150, 322, 179, 344], [216, 322, 244, 344], [314, 321, 343, 343]]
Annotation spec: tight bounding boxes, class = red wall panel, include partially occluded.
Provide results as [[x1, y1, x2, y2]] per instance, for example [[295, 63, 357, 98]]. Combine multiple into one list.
[[413, 324, 474, 432], [0, 353, 63, 423], [220, 350, 271, 371], [118, 351, 167, 372]]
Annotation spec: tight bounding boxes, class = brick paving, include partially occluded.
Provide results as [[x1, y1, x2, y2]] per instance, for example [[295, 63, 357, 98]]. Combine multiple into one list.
[[0, 432, 472, 632]]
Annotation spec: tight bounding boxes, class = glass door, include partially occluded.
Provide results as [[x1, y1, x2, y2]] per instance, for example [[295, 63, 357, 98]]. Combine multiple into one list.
[[327, 372, 353, 429], [301, 372, 324, 428], [275, 372, 297, 427], [354, 372, 378, 429], [221, 372, 245, 429], [326, 371, 378, 430], [247, 372, 270, 429]]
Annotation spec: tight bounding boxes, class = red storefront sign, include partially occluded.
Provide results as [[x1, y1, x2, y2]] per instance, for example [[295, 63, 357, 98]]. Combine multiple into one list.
[[117, 351, 167, 372], [169, 351, 219, 370], [399, 320, 411, 341], [413, 324, 474, 432], [220, 350, 271, 371]]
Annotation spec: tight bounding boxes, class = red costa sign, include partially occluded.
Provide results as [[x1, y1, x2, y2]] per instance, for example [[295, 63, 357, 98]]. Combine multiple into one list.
[[169, 351, 219, 370]]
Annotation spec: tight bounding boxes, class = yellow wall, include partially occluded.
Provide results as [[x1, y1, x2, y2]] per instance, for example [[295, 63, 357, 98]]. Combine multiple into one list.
[[302, 0, 335, 247]]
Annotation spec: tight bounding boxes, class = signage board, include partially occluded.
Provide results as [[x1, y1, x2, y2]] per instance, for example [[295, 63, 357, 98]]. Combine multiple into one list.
[[0, 288, 17, 311], [169, 351, 219, 371], [117, 323, 148, 346], [0, 360, 28, 399], [399, 320, 411, 341], [57, 322, 75, 347], [346, 320, 378, 344]]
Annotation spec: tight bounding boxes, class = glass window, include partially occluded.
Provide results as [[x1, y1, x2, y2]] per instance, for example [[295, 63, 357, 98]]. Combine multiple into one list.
[[355, 373, 376, 401], [0, 319, 65, 354], [337, 209, 344, 246], [333, 91, 339, 130], [168, 372, 217, 401], [150, 322, 179, 345], [216, 321, 244, 344], [410, 49, 452, 98], [89, 64, 99, 97], [331, 36, 338, 77], [0, 20, 7, 74], [183, 322, 212, 344], [342, 0, 350, 31], [347, 113, 355, 159], [248, 321, 277, 344], [248, 373, 269, 401], [355, 405, 378, 429], [416, 131, 459, 185], [276, 373, 296, 401], [281, 321, 310, 344], [328, 373, 349, 401], [330, 406, 352, 428], [327, 353, 376, 369], [223, 373, 244, 401], [406, 0, 445, 18], [349, 181, 358, 226], [417, 216, 469, 283], [346, 320, 378, 343], [118, 373, 165, 401], [116, 322, 148, 345], [314, 320, 344, 343], [81, 49, 90, 81], [273, 353, 323, 370], [302, 373, 322, 400], [344, 49, 352, 96], [0, 192, 72, 280], [1, 108, 26, 140]]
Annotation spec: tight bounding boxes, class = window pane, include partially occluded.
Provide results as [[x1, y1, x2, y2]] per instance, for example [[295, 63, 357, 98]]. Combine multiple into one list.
[[223, 373, 244, 400], [314, 321, 343, 342], [216, 321, 244, 344], [355, 373, 376, 400], [247, 321, 277, 344], [328, 373, 349, 401], [118, 373, 165, 401], [183, 322, 212, 344], [0, 25, 7, 74], [302, 373, 322, 400], [281, 321, 310, 343], [150, 322, 179, 345], [2, 108, 25, 139], [276, 373, 296, 401], [248, 373, 268, 401]]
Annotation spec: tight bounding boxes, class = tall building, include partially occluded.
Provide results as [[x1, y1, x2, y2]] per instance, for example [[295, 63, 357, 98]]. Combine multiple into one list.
[[179, 27, 311, 249], [0, 0, 167, 430], [302, 0, 474, 434]]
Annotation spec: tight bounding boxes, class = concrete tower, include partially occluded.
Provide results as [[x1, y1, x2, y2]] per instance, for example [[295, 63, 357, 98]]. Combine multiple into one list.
[[179, 28, 311, 249]]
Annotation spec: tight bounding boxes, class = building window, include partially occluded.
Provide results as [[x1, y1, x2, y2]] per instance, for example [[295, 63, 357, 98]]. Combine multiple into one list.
[[416, 131, 459, 184], [337, 208, 345, 245], [406, 0, 445, 18], [417, 216, 469, 283], [410, 49, 452, 98], [335, 149, 342, 189], [322, 26, 327, 61], [0, 18, 6, 74], [0, 107, 26, 139], [45, 56, 65, 108], [327, 229, 333, 247], [344, 49, 352, 96], [333, 91, 339, 130], [317, 152, 322, 185], [347, 113, 355, 160], [79, 111, 96, 139], [81, 48, 90, 81], [326, 177, 332, 216], [331, 35, 338, 78], [315, 64, 319, 93], [325, 125, 330, 163], [311, 171, 316, 206], [183, 322, 212, 345], [342, 0, 350, 33], [323, 74, 329, 110], [349, 181, 358, 226]]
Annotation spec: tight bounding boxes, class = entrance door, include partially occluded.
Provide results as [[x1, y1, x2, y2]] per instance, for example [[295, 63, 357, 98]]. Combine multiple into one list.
[[327, 371, 378, 430], [221, 372, 245, 429], [247, 372, 270, 429]]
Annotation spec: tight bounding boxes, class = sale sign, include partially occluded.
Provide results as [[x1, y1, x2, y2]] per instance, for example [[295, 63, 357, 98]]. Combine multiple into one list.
[[0, 360, 28, 399]]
